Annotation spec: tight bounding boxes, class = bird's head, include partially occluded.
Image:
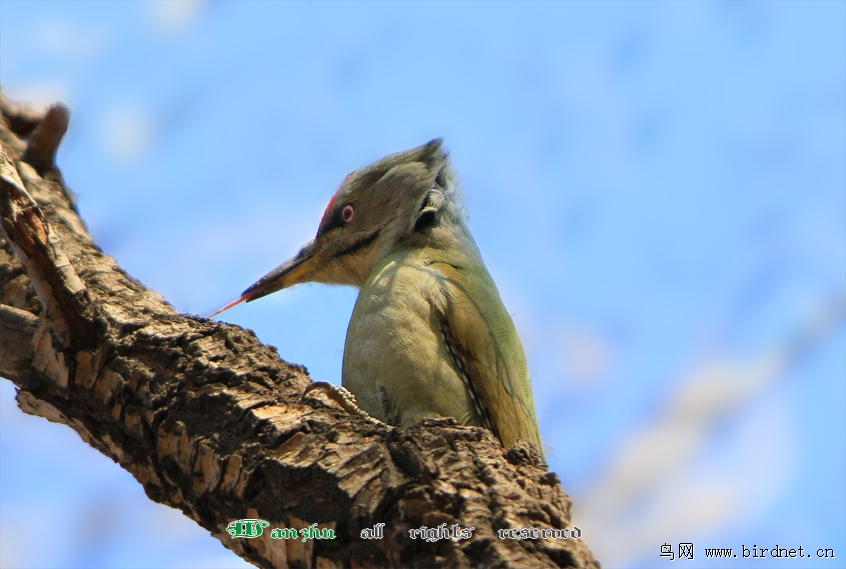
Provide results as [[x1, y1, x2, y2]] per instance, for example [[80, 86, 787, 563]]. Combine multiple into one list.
[[211, 138, 460, 316]]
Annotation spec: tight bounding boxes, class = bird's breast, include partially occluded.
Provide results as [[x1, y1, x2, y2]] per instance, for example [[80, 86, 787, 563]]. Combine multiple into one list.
[[342, 255, 480, 428]]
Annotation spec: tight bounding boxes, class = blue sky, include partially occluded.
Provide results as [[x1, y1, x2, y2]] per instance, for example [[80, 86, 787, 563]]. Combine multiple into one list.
[[1, 1, 844, 567]]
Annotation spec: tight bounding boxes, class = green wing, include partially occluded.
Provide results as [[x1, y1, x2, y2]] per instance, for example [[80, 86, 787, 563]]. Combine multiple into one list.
[[429, 261, 543, 456]]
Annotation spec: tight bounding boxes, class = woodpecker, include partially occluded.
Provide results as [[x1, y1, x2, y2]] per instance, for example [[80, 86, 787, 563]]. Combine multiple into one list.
[[212, 140, 543, 456]]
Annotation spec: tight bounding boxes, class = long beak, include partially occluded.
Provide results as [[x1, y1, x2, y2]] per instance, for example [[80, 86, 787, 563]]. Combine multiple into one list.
[[208, 240, 319, 318]]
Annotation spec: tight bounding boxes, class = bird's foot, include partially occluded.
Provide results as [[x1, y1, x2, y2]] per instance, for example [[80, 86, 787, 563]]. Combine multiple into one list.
[[303, 381, 389, 427]]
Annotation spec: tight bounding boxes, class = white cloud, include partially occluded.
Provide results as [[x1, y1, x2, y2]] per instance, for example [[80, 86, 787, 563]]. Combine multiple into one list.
[[556, 326, 612, 386], [34, 18, 111, 62], [100, 104, 155, 164], [574, 348, 795, 567], [147, 0, 206, 34]]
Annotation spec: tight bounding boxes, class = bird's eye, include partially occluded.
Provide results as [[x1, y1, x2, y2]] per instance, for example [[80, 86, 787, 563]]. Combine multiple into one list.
[[342, 204, 355, 223]]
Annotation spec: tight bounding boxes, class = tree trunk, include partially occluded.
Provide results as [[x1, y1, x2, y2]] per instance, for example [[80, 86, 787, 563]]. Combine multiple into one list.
[[0, 94, 600, 569]]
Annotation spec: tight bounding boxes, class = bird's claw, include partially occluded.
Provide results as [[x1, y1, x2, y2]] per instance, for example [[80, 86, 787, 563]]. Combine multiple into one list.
[[303, 381, 389, 427]]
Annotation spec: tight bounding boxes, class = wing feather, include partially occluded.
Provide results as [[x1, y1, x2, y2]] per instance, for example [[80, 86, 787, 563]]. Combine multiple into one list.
[[428, 262, 543, 454]]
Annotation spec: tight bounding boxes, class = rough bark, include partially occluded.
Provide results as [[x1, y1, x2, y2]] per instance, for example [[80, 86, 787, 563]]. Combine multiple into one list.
[[0, 93, 600, 569]]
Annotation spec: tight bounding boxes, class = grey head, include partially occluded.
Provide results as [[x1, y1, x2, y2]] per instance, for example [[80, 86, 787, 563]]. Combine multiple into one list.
[[210, 138, 464, 315]]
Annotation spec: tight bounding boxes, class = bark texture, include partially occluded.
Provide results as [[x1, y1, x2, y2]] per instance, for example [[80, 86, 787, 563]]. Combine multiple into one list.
[[0, 94, 600, 569]]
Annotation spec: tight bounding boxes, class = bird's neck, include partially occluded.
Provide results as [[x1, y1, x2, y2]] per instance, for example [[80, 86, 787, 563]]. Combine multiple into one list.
[[375, 220, 484, 273]]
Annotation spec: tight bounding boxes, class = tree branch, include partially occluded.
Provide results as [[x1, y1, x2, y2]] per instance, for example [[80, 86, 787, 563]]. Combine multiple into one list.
[[0, 96, 599, 569]]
